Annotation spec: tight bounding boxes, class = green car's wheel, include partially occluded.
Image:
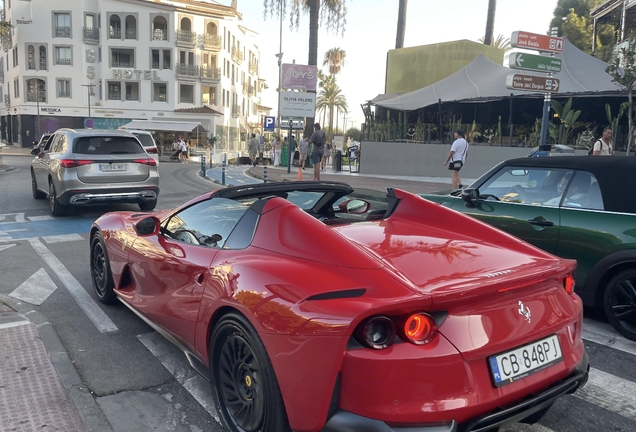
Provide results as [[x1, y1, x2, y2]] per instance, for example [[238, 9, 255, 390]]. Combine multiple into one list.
[[604, 269, 636, 341]]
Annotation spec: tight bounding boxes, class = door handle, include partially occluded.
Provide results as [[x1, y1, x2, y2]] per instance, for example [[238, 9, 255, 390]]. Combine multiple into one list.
[[527, 218, 554, 227]]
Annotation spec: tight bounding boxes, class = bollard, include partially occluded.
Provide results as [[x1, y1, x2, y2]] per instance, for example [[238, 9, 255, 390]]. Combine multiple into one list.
[[222, 154, 227, 185], [201, 156, 206, 178], [209, 154, 213, 169], [263, 166, 268, 183]]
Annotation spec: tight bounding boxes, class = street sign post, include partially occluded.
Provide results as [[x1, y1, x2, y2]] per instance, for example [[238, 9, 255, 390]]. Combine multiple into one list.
[[511, 31, 564, 53], [506, 74, 560, 93], [508, 53, 562, 73]]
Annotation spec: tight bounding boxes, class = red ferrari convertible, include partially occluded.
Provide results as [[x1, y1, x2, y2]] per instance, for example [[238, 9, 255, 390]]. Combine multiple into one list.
[[90, 181, 588, 432]]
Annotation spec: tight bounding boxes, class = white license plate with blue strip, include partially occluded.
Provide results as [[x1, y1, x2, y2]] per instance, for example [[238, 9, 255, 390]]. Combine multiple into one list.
[[488, 334, 562, 387]]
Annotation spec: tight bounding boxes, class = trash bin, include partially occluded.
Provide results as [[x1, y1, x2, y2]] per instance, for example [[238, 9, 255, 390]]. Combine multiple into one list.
[[332, 150, 342, 171]]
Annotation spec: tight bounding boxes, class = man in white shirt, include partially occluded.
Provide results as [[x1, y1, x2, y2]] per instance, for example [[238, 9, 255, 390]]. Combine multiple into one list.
[[592, 127, 613, 155], [443, 129, 468, 189]]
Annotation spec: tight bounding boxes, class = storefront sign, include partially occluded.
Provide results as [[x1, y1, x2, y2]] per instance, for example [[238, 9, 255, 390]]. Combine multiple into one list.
[[282, 64, 317, 90], [112, 70, 160, 80], [280, 92, 316, 117], [40, 107, 61, 113]]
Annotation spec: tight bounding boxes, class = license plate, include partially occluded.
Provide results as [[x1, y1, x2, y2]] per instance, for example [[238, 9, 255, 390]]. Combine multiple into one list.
[[99, 163, 128, 172], [488, 334, 562, 387]]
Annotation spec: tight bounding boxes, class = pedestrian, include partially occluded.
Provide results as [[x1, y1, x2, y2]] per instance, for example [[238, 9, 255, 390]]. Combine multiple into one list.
[[179, 137, 188, 162], [171, 139, 180, 160], [591, 126, 613, 156], [288, 134, 298, 167], [282, 136, 289, 166], [444, 129, 469, 189], [308, 123, 326, 181], [299, 135, 309, 170], [321, 143, 330, 171], [248, 133, 259, 166], [272, 136, 282, 166]]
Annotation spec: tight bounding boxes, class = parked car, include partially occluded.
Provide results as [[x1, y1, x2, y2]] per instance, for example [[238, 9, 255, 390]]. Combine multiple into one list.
[[31, 128, 160, 216], [421, 156, 636, 341], [90, 181, 588, 432], [125, 129, 159, 162]]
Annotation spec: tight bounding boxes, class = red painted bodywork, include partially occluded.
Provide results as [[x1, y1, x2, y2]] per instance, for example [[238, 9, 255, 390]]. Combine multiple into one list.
[[92, 190, 585, 432]]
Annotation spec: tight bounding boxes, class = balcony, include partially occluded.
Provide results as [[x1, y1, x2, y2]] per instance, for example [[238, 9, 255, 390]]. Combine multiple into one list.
[[110, 29, 122, 39], [248, 61, 258, 75], [232, 104, 241, 118], [28, 61, 36, 70], [202, 34, 221, 50], [177, 29, 197, 47], [112, 61, 133, 67], [231, 47, 243, 65], [0, 73, 4, 83], [175, 64, 221, 81], [39, 59, 47, 69], [125, 30, 137, 39], [83, 27, 99, 42], [56, 58, 72, 65], [4, 95, 9, 106], [152, 61, 160, 69], [152, 29, 167, 41], [26, 92, 47, 103], [108, 92, 121, 100], [200, 66, 221, 79], [242, 82, 248, 95], [176, 63, 198, 77], [248, 85, 256, 97], [55, 26, 71, 38]]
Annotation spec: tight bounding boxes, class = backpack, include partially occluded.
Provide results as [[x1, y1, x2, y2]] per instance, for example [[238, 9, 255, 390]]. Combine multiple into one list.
[[588, 140, 599, 156]]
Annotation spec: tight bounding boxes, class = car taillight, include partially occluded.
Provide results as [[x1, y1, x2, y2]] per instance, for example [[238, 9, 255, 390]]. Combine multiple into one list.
[[401, 312, 437, 345], [564, 274, 575, 295], [60, 159, 93, 168], [134, 158, 157, 166], [146, 147, 158, 154], [356, 316, 395, 350]]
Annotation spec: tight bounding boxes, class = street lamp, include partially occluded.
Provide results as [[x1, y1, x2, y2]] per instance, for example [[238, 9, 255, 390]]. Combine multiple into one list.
[[81, 82, 101, 125]]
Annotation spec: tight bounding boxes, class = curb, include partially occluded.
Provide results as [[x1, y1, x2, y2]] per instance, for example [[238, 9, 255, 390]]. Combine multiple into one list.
[[0, 295, 114, 432]]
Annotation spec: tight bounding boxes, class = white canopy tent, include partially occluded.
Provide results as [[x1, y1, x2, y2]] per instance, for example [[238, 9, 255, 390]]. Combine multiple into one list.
[[120, 120, 202, 132]]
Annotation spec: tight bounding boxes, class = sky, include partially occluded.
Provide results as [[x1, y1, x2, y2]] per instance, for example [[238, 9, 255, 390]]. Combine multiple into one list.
[[236, 0, 560, 131]]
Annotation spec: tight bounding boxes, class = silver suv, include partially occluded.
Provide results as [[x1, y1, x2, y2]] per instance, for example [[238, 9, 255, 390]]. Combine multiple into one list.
[[31, 129, 160, 216]]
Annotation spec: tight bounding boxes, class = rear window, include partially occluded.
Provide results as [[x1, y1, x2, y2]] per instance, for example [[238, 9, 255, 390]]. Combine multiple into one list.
[[73, 136, 144, 155], [133, 133, 156, 148]]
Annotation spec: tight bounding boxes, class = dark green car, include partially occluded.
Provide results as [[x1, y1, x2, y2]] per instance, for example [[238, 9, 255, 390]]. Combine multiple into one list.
[[421, 156, 636, 340]]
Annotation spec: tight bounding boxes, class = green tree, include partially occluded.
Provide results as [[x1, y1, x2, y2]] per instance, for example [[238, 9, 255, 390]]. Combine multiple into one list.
[[0, 21, 11, 50], [323, 47, 346, 76], [484, 0, 497, 46], [345, 127, 361, 142], [316, 78, 348, 145], [396, 0, 407, 49], [549, 0, 613, 58], [264, 0, 348, 138], [549, 98, 582, 144], [606, 39, 636, 155]]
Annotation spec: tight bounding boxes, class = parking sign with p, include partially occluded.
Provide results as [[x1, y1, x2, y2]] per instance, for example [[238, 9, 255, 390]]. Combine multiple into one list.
[[264, 116, 276, 131]]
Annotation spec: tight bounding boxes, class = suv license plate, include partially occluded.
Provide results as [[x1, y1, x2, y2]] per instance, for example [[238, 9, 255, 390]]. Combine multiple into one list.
[[99, 163, 128, 172], [488, 334, 562, 387]]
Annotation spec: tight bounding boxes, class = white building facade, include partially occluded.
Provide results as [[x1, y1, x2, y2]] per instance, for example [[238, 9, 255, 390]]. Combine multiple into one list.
[[0, 0, 264, 153]]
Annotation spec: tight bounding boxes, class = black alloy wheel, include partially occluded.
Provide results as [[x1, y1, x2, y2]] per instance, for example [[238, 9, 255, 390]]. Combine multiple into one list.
[[90, 233, 117, 304], [48, 182, 68, 216], [31, 171, 46, 199], [604, 269, 636, 341], [210, 313, 290, 432]]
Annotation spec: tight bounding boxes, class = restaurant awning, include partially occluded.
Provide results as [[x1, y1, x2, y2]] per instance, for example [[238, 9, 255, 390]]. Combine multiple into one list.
[[120, 120, 202, 132]]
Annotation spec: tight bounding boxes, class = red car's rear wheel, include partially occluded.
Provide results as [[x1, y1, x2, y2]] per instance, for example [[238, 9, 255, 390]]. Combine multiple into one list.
[[210, 313, 289, 432]]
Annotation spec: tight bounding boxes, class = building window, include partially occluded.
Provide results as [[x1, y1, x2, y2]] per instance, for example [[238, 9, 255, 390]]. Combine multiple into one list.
[[179, 84, 194, 103], [125, 82, 139, 101], [57, 79, 71, 98], [163, 50, 171, 69], [12, 47, 18, 68], [125, 15, 137, 39], [107, 82, 121, 100], [39, 46, 47, 70], [27, 45, 36, 70], [152, 16, 168, 41], [111, 48, 134, 68], [151, 50, 160, 69], [203, 86, 216, 105], [55, 46, 72, 65], [153, 82, 166, 102], [84, 13, 99, 41], [14, 79, 19, 98], [54, 12, 71, 38], [109, 15, 121, 39]]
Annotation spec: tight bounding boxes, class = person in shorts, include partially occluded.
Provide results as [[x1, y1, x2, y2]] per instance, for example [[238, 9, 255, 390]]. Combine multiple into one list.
[[299, 136, 309, 170], [308, 123, 326, 180], [248, 133, 259, 166], [443, 129, 468, 189]]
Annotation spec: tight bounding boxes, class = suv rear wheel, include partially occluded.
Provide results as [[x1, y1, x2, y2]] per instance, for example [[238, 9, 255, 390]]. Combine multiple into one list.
[[49, 182, 68, 216]]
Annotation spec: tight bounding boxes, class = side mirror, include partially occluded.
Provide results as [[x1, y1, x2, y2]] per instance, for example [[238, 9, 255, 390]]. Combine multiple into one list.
[[134, 216, 161, 236], [338, 199, 371, 214], [31, 148, 41, 156], [461, 188, 479, 206]]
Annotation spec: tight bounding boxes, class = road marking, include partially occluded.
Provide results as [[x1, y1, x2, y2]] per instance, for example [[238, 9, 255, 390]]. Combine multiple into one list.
[[0, 243, 16, 252], [0, 212, 26, 223], [500, 423, 555, 432], [575, 367, 636, 422], [28, 215, 55, 221], [27, 238, 118, 333], [9, 268, 58, 305], [42, 233, 84, 244], [0, 320, 30, 330], [582, 318, 636, 356]]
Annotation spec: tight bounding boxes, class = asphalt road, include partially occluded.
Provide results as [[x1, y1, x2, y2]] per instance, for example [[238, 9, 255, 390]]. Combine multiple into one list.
[[1, 155, 636, 432]]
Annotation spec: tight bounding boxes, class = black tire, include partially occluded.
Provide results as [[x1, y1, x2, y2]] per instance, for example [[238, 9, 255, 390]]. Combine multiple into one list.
[[210, 313, 290, 432], [49, 182, 68, 216], [138, 200, 157, 211], [90, 232, 117, 304], [31, 170, 46, 199], [604, 269, 636, 341]]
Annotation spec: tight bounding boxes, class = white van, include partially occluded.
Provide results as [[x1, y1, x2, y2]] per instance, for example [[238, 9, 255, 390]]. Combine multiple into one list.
[[125, 129, 159, 162]]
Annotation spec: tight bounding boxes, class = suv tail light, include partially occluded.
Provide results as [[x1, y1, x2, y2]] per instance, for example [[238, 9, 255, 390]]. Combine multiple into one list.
[[60, 159, 93, 168], [134, 158, 157, 166], [146, 147, 158, 154]]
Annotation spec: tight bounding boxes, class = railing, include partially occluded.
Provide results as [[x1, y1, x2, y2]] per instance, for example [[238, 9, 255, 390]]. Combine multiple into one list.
[[177, 29, 196, 44], [152, 61, 160, 69], [176, 63, 198, 76], [26, 92, 47, 103], [39, 59, 47, 69], [202, 34, 221, 50], [4, 94, 9, 105], [231, 47, 243, 64], [108, 92, 121, 100], [55, 26, 71, 37], [180, 95, 194, 103], [83, 27, 99, 41], [232, 104, 241, 118], [176, 64, 221, 79], [248, 86, 256, 97], [200, 66, 220, 79], [112, 61, 133, 67], [0, 73, 4, 83], [110, 29, 121, 39], [126, 94, 138, 101], [248, 61, 258, 75], [28, 61, 36, 70], [125, 30, 137, 39], [154, 93, 166, 102], [163, 61, 171, 69], [242, 82, 248, 95], [152, 28, 167, 40], [56, 58, 72, 65]]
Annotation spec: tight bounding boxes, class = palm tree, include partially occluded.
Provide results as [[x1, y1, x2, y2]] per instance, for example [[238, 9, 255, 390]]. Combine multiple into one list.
[[396, 0, 408, 49], [323, 47, 346, 75], [264, 0, 348, 137], [478, 34, 510, 50], [316, 79, 348, 145], [484, 0, 497, 46]]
